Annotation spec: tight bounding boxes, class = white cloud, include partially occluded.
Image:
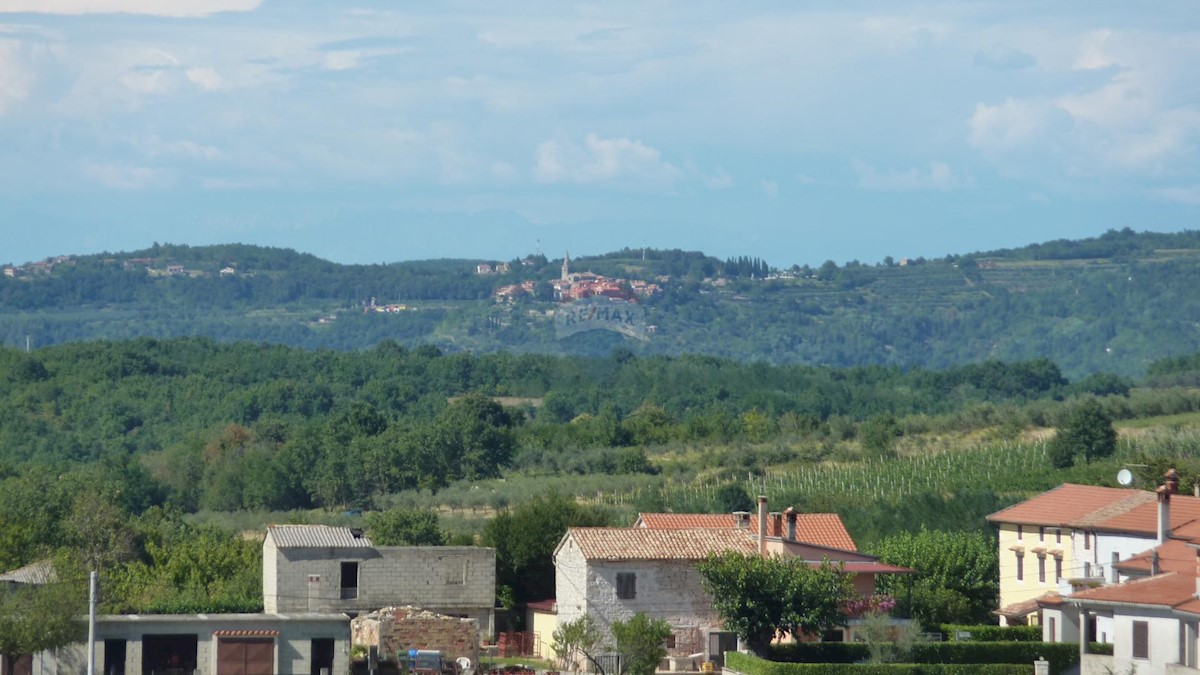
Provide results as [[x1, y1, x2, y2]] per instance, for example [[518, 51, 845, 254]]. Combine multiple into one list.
[[0, 41, 33, 115], [82, 162, 172, 189], [1153, 185, 1200, 206], [973, 44, 1036, 70], [185, 67, 222, 91], [703, 167, 733, 189], [0, 0, 261, 17], [135, 135, 222, 161], [761, 179, 778, 198], [853, 160, 968, 192], [533, 133, 681, 187]]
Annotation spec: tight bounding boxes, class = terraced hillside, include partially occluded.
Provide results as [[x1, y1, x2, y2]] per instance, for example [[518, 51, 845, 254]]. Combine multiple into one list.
[[4, 230, 1200, 377]]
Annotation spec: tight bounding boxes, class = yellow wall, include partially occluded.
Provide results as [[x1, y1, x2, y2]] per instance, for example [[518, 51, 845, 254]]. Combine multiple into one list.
[[995, 522, 1072, 626], [528, 609, 558, 662]]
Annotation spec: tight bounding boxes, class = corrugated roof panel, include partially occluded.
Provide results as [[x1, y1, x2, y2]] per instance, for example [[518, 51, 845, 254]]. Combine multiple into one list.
[[267, 525, 374, 548]]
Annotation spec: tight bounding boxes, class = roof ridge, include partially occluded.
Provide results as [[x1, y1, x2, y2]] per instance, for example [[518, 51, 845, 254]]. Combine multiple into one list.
[[1075, 491, 1157, 527]]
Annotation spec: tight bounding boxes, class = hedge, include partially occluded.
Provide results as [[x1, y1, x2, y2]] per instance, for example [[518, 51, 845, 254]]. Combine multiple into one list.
[[766, 642, 1086, 675], [934, 625, 1042, 642], [726, 652, 1032, 675]]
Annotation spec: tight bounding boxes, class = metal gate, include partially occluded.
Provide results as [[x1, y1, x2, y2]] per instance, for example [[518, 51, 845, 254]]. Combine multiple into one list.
[[216, 638, 274, 675]]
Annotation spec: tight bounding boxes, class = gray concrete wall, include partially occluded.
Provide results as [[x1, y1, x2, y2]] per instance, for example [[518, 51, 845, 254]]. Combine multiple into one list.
[[34, 614, 350, 675], [268, 545, 496, 634]]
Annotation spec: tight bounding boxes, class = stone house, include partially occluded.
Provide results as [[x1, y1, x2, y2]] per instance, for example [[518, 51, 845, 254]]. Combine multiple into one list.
[[262, 525, 497, 636], [352, 605, 481, 667], [552, 497, 911, 663]]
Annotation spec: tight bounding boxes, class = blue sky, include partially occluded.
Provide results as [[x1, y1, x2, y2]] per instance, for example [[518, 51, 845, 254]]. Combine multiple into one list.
[[1, 1, 1198, 267]]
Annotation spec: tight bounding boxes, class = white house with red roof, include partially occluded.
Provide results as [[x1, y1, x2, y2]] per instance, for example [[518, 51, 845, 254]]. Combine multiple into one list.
[[551, 496, 911, 666]]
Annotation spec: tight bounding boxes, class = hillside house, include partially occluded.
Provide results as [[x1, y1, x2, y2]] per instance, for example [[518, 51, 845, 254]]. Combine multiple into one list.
[[262, 525, 496, 636], [553, 497, 911, 664], [987, 475, 1200, 627]]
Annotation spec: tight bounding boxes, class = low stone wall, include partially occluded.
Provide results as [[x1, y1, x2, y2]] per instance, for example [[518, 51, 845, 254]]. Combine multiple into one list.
[[353, 605, 481, 666]]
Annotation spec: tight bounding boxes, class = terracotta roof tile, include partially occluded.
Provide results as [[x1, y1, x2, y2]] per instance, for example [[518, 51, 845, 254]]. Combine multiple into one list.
[[636, 512, 857, 551], [1115, 539, 1199, 576], [986, 484, 1144, 527], [564, 527, 758, 560], [1070, 572, 1198, 608], [1094, 495, 1200, 535]]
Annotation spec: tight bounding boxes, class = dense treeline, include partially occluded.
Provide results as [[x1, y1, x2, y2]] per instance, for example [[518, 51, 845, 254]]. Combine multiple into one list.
[[0, 337, 1146, 526]]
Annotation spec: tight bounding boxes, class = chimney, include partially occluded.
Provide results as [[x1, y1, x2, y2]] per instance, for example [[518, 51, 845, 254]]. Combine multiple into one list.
[[771, 512, 783, 538], [784, 507, 797, 541], [1158, 486, 1172, 544], [757, 496, 768, 556], [1165, 468, 1180, 494], [733, 511, 751, 529]]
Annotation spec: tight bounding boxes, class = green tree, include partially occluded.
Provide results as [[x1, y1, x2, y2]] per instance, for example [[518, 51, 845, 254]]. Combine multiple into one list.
[[1049, 397, 1118, 468], [552, 616, 606, 673], [612, 613, 672, 675], [714, 483, 754, 513], [697, 552, 853, 655], [0, 581, 85, 674], [365, 507, 446, 546], [483, 492, 610, 606], [871, 528, 998, 626], [860, 414, 902, 455]]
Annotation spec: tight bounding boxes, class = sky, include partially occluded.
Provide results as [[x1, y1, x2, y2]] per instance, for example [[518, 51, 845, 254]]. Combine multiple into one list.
[[1, 1, 1198, 267]]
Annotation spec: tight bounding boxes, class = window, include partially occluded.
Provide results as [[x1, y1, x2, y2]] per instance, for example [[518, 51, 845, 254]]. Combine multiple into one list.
[[1112, 552, 1120, 583], [1038, 555, 1046, 583], [664, 635, 676, 649], [1016, 553, 1024, 581], [1084, 562, 1092, 578], [1056, 529, 1061, 544], [616, 573, 637, 599], [1133, 621, 1149, 659], [1049, 618, 1057, 642], [1084, 531, 1091, 550], [1017, 525, 1023, 540], [1055, 557, 1062, 582], [340, 562, 359, 600], [1039, 526, 1045, 541]]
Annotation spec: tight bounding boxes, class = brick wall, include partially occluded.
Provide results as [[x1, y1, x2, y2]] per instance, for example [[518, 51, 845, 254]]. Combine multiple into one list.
[[353, 606, 481, 667]]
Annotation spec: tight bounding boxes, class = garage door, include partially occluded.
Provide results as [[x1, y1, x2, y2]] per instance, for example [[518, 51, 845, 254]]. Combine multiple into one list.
[[216, 638, 274, 675]]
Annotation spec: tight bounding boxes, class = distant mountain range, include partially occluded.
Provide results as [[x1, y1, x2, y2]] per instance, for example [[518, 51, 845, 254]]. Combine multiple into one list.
[[5, 228, 1200, 378]]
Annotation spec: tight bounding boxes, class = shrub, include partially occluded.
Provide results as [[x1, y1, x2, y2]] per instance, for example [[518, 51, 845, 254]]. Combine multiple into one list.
[[726, 652, 1032, 675], [934, 625, 1041, 642], [765, 641, 1082, 675]]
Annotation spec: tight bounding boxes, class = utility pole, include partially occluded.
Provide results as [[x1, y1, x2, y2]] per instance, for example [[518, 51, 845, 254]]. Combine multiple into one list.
[[87, 571, 97, 675]]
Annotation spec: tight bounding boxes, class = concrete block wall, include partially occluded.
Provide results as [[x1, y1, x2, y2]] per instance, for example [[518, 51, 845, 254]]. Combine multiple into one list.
[[268, 545, 496, 631]]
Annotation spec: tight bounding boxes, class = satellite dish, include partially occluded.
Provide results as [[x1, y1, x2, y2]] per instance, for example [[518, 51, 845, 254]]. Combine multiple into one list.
[[1117, 469, 1134, 487]]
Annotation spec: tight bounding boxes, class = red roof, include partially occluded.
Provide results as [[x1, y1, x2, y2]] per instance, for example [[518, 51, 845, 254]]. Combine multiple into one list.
[[562, 527, 758, 561], [986, 484, 1147, 527], [636, 512, 857, 551], [1070, 571, 1198, 609], [1093, 495, 1200, 535], [1115, 539, 1200, 576]]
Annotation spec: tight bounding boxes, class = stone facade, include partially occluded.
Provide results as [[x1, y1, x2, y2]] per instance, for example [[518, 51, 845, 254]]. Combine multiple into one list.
[[555, 537, 721, 658], [263, 533, 496, 636], [352, 606, 481, 666]]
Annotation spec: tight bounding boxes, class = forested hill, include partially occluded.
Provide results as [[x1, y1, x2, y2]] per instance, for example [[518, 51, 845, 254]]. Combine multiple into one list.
[[5, 229, 1200, 377]]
